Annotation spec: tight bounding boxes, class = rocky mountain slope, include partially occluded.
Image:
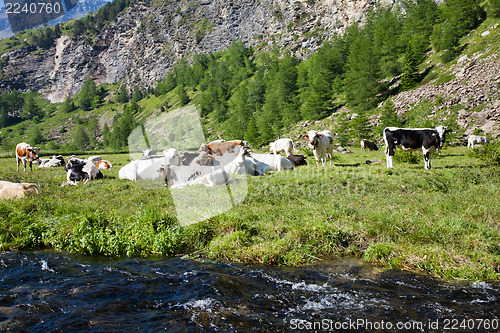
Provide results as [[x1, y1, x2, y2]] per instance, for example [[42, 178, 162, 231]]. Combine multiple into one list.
[[0, 0, 397, 103], [0, 0, 110, 39]]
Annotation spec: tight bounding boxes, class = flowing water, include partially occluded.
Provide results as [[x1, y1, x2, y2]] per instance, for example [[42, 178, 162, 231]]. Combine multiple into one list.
[[0, 251, 498, 332]]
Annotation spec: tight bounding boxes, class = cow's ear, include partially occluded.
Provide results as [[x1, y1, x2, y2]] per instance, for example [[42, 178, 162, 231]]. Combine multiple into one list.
[[317, 134, 323, 139], [302, 135, 309, 139]]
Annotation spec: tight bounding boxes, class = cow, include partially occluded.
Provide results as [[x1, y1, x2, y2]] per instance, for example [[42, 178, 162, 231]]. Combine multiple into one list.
[[302, 130, 334, 166], [383, 126, 447, 170], [287, 154, 307, 167], [119, 148, 181, 181], [62, 157, 103, 186], [246, 153, 294, 175], [198, 140, 246, 156], [269, 138, 294, 156], [180, 152, 214, 166], [467, 135, 488, 149], [87, 155, 102, 163], [163, 148, 249, 188], [38, 155, 65, 168], [0, 181, 39, 199], [95, 160, 113, 170], [15, 142, 40, 171], [361, 139, 379, 151]]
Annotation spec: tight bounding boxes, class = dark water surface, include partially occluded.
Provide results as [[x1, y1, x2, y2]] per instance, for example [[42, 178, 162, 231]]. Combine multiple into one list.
[[0, 251, 498, 332]]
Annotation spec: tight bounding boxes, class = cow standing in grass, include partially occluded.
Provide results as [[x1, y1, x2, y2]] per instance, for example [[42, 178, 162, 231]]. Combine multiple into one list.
[[302, 130, 334, 166], [467, 135, 488, 149], [383, 126, 447, 170], [269, 138, 294, 156], [15, 142, 40, 171]]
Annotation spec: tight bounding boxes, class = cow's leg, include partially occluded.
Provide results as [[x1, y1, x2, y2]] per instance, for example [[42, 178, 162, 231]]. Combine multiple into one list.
[[16, 157, 20, 172], [313, 150, 320, 167], [385, 145, 395, 168], [22, 159, 27, 171], [422, 147, 431, 170]]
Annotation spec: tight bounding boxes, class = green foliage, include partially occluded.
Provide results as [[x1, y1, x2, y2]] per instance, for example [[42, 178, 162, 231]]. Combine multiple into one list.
[[378, 100, 403, 130], [467, 141, 500, 166], [343, 27, 381, 109], [72, 125, 90, 151], [59, 96, 76, 114], [394, 150, 420, 164], [176, 84, 189, 106], [401, 42, 420, 90], [432, 0, 486, 60], [78, 76, 98, 111], [487, 0, 500, 17], [116, 84, 129, 103], [20, 94, 43, 120], [404, 99, 435, 128], [106, 104, 138, 149], [27, 125, 43, 145]]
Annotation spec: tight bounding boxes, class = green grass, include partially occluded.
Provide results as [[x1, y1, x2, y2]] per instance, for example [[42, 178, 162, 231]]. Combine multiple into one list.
[[0, 147, 498, 281]]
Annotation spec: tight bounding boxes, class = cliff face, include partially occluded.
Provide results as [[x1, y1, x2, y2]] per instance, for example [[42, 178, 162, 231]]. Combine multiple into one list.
[[0, 0, 397, 102]]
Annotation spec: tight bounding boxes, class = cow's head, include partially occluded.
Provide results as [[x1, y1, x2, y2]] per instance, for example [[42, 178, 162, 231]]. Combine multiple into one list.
[[435, 126, 449, 147], [27, 147, 40, 162], [303, 131, 322, 148]]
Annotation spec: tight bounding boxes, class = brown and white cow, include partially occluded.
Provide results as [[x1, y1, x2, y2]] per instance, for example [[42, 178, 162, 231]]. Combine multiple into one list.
[[15, 142, 40, 171], [94, 160, 113, 170], [360, 139, 379, 151], [0, 181, 39, 199], [198, 140, 246, 156]]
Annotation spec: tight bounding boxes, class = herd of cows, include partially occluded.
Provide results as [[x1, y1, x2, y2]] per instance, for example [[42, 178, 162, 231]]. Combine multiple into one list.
[[1, 125, 491, 199]]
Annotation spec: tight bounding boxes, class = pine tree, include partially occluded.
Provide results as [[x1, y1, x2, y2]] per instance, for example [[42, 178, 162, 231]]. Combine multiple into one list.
[[117, 84, 129, 103], [343, 31, 380, 109], [176, 84, 190, 106], [132, 85, 143, 103], [60, 96, 76, 114], [72, 125, 90, 151], [20, 94, 42, 120], [401, 42, 420, 91], [244, 116, 260, 146], [79, 76, 97, 111], [102, 123, 111, 146]]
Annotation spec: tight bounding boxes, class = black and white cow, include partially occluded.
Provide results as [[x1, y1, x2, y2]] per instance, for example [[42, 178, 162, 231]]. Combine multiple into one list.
[[383, 126, 447, 170], [62, 157, 103, 186]]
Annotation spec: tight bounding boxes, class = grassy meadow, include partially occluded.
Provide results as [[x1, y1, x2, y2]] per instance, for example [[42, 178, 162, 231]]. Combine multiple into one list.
[[0, 146, 499, 281]]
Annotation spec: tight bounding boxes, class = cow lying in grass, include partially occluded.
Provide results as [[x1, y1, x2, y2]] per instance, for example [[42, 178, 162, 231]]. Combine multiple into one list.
[[0, 181, 39, 199], [62, 157, 103, 186]]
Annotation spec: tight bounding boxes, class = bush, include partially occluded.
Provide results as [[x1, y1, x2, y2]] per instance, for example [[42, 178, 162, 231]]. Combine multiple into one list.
[[394, 150, 420, 164], [467, 141, 500, 166]]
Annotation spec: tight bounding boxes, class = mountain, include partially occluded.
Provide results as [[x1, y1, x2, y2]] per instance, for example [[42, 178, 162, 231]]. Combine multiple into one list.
[[0, 0, 397, 103], [0, 0, 111, 40]]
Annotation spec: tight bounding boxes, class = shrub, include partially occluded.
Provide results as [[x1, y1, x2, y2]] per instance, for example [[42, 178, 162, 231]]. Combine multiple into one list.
[[394, 150, 420, 164], [467, 141, 500, 166]]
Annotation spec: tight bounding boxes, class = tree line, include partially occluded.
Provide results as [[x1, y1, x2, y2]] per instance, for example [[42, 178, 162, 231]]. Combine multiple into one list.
[[152, 0, 491, 147], [0, 0, 497, 152]]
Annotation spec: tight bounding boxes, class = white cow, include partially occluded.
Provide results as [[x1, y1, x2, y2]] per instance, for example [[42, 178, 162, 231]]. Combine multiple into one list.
[[302, 130, 334, 166], [119, 148, 181, 181], [166, 148, 249, 188], [269, 138, 294, 156], [246, 153, 294, 175], [38, 155, 65, 168], [467, 135, 488, 149]]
